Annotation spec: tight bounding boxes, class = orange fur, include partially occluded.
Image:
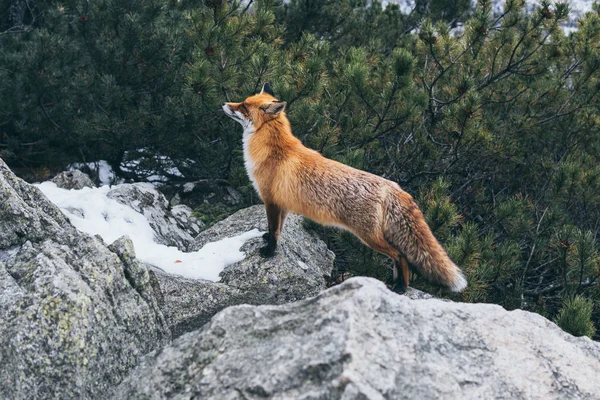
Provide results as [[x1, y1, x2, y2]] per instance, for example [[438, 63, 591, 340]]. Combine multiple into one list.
[[223, 88, 467, 292]]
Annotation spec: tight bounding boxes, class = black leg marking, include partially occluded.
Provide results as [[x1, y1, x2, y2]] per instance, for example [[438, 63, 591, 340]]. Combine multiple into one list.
[[392, 260, 408, 294], [260, 203, 281, 258], [259, 234, 277, 257]]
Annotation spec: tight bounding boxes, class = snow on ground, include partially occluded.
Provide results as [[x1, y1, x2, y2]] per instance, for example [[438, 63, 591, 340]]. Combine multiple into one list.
[[69, 150, 189, 187], [36, 182, 263, 281], [68, 160, 120, 186]]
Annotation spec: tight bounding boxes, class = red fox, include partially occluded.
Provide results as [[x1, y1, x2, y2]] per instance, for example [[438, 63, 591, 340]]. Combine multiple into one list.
[[222, 83, 467, 293]]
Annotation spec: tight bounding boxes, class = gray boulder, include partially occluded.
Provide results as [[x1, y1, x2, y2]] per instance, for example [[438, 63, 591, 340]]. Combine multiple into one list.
[[151, 205, 335, 337], [51, 170, 96, 190], [114, 277, 600, 400], [0, 159, 169, 400], [192, 205, 335, 304], [148, 272, 243, 339], [106, 183, 204, 251]]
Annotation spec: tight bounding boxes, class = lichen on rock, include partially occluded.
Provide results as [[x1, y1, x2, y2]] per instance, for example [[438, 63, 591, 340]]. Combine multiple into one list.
[[0, 159, 170, 400]]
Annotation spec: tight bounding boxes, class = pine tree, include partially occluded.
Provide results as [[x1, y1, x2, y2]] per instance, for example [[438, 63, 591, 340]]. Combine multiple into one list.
[[2, 0, 599, 337], [555, 296, 596, 338], [0, 0, 192, 178]]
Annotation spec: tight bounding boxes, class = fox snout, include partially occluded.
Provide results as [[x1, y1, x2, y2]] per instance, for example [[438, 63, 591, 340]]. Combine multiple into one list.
[[222, 103, 237, 119], [222, 102, 251, 129]]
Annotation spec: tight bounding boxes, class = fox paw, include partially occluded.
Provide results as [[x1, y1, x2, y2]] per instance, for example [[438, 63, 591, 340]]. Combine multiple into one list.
[[262, 232, 271, 242], [259, 245, 276, 258], [391, 283, 407, 294]]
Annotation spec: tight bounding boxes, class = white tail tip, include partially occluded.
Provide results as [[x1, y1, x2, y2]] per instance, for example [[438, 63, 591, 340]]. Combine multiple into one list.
[[449, 271, 467, 292]]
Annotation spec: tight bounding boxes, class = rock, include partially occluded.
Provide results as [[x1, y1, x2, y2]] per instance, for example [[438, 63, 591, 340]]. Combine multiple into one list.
[[0, 159, 169, 400], [179, 179, 243, 208], [169, 192, 181, 207], [106, 183, 204, 251], [51, 170, 95, 190], [158, 179, 245, 228], [193, 206, 335, 302], [68, 160, 121, 186], [171, 204, 203, 236], [152, 205, 335, 337], [148, 272, 243, 339], [405, 286, 436, 300], [114, 277, 600, 400], [182, 181, 197, 193]]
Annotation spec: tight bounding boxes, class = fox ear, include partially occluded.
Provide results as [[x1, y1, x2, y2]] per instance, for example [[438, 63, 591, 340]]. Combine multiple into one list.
[[262, 100, 286, 115], [260, 82, 275, 96]]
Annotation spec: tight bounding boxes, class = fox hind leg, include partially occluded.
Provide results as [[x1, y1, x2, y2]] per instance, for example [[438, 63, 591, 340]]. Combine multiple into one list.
[[392, 255, 410, 294], [357, 234, 409, 294]]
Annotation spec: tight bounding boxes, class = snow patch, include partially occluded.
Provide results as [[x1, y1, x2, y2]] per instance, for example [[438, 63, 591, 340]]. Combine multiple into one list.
[[120, 148, 185, 184], [36, 182, 263, 281], [68, 149, 190, 188], [68, 160, 120, 186]]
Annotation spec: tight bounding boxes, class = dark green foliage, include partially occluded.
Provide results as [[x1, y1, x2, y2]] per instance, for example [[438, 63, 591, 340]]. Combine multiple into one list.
[[554, 296, 596, 338], [422, 0, 471, 25], [193, 202, 240, 229], [277, 0, 410, 52], [2, 0, 599, 338], [1, 0, 193, 176]]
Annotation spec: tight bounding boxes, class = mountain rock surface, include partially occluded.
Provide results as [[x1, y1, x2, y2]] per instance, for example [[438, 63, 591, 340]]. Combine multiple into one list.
[[114, 277, 600, 400]]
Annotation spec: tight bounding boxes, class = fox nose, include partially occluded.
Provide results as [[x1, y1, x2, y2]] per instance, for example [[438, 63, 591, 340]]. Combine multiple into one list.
[[222, 102, 227, 107]]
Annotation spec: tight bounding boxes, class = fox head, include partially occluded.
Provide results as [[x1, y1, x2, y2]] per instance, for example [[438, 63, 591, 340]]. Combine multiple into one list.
[[222, 83, 287, 132]]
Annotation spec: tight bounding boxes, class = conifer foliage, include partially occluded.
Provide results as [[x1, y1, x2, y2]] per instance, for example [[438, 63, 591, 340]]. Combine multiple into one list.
[[1, 0, 599, 338]]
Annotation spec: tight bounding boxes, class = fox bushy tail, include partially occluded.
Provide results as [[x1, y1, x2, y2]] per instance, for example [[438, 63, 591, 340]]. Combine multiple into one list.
[[384, 190, 467, 292]]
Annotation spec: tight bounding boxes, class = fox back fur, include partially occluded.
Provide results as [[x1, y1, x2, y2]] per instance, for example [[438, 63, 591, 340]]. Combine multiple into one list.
[[223, 83, 467, 293]]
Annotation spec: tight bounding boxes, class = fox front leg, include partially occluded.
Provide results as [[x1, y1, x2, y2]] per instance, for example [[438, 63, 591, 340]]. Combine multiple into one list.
[[260, 203, 282, 257], [262, 209, 288, 243]]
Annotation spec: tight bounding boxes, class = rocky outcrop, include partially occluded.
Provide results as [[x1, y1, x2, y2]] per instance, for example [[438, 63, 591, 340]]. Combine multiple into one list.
[[192, 206, 336, 303], [51, 170, 95, 190], [106, 182, 204, 251], [149, 273, 243, 338], [114, 277, 600, 400], [0, 159, 169, 400], [168, 178, 244, 208], [151, 205, 336, 337], [9, 156, 599, 400]]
